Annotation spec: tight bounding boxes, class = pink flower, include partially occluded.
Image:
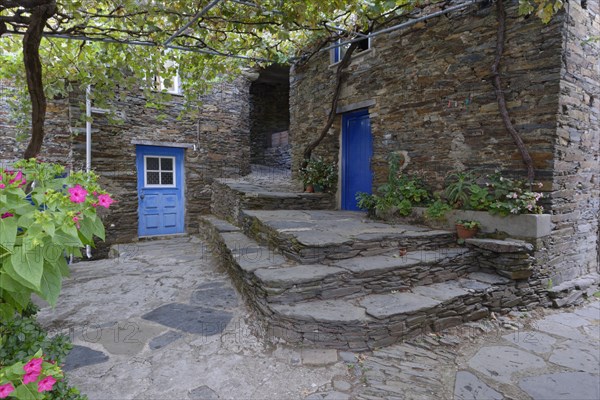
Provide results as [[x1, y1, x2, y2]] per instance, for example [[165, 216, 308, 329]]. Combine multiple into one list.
[[73, 216, 81, 229], [1, 212, 13, 219], [23, 370, 40, 385], [0, 184, 5, 189], [8, 171, 26, 187], [37, 376, 56, 393], [0, 383, 15, 399], [24, 357, 43, 374], [68, 184, 88, 203], [97, 194, 114, 208]]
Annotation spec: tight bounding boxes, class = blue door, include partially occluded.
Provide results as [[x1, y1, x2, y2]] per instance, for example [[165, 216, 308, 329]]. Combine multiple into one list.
[[342, 109, 373, 210], [136, 145, 185, 236]]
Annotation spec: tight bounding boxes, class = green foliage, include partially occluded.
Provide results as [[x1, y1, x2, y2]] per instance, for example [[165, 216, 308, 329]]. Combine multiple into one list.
[[425, 198, 452, 220], [444, 171, 476, 209], [442, 170, 544, 216], [456, 219, 481, 230], [518, 0, 564, 23], [300, 158, 337, 191], [0, 160, 111, 320], [0, 312, 87, 400], [356, 153, 431, 218]]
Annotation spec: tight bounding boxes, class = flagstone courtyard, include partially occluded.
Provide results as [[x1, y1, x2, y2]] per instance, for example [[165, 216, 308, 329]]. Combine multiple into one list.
[[36, 236, 599, 400]]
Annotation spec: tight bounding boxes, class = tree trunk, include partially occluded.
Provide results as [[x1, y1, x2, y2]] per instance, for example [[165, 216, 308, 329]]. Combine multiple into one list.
[[22, 1, 56, 159], [301, 41, 359, 169], [492, 0, 535, 183]]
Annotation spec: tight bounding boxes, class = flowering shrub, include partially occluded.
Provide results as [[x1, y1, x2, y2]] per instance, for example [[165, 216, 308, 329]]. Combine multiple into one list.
[[0, 159, 113, 320], [441, 170, 544, 216], [0, 350, 63, 399]]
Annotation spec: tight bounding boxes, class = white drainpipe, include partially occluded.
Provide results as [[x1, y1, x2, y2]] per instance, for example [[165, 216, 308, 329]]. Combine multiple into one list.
[[85, 85, 92, 259]]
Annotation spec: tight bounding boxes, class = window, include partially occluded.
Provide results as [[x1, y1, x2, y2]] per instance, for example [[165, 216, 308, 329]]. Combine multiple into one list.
[[332, 36, 371, 63], [153, 73, 181, 95], [144, 156, 176, 187]]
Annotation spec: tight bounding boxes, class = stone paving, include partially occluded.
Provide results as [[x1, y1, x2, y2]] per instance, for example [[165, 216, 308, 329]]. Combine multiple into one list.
[[37, 237, 348, 399], [37, 235, 599, 399]]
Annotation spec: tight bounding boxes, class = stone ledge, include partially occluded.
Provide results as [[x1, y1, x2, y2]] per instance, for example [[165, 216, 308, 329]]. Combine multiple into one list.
[[413, 208, 552, 239], [465, 238, 534, 253]]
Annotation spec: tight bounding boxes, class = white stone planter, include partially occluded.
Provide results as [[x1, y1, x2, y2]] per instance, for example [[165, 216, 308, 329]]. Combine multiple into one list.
[[413, 207, 552, 239]]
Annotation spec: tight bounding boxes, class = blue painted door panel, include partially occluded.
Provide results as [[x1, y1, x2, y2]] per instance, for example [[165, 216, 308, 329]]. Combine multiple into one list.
[[342, 109, 373, 211], [136, 145, 185, 236]]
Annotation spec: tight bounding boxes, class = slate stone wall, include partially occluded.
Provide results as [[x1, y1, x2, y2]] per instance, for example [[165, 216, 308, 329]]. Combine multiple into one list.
[[67, 80, 252, 249], [290, 3, 599, 285], [0, 78, 252, 252], [249, 80, 290, 164], [548, 0, 600, 281], [290, 4, 563, 186], [0, 81, 72, 166]]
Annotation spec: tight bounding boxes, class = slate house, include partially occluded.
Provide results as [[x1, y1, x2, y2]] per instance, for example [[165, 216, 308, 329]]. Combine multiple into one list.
[[0, 65, 290, 254], [289, 2, 599, 288]]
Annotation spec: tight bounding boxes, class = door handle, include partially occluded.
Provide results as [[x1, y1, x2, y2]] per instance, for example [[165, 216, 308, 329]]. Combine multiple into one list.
[[140, 194, 145, 200]]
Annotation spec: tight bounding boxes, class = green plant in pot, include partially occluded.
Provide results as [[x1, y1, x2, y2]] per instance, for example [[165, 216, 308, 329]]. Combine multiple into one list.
[[455, 219, 481, 239], [300, 158, 337, 193]]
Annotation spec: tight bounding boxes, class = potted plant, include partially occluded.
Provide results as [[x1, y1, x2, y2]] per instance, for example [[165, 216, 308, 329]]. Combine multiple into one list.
[[300, 158, 337, 193], [455, 219, 480, 239]]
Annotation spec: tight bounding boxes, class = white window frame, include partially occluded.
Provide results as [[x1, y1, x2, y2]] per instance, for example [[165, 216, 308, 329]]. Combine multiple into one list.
[[331, 36, 372, 64], [155, 72, 181, 95], [143, 155, 177, 188]]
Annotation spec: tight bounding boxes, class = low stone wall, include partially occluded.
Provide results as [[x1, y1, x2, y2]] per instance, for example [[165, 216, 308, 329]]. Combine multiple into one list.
[[262, 144, 292, 169]]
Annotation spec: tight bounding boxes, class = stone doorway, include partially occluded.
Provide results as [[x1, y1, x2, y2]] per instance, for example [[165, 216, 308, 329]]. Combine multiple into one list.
[[249, 64, 291, 170]]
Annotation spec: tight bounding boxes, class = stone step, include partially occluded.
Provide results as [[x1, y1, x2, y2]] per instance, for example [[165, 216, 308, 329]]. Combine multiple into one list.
[[269, 276, 496, 350], [255, 249, 475, 303], [211, 180, 335, 224], [242, 209, 457, 263], [200, 214, 521, 350]]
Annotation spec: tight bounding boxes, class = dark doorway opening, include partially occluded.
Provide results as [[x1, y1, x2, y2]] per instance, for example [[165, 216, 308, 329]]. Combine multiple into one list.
[[249, 64, 291, 170]]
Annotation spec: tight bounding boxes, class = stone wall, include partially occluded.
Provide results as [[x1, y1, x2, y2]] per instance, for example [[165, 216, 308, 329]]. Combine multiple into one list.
[[290, 4, 564, 187], [290, 2, 599, 286], [0, 80, 72, 166], [66, 79, 252, 250], [0, 78, 252, 253], [549, 0, 600, 282], [249, 77, 290, 165]]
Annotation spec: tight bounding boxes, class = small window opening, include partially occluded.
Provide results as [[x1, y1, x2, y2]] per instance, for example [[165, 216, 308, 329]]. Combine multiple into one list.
[[332, 35, 371, 63], [581, 0, 588, 9]]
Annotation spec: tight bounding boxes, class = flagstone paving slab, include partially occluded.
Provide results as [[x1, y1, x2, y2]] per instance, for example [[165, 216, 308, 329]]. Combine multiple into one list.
[[519, 372, 600, 400], [467, 346, 547, 384], [454, 371, 504, 400]]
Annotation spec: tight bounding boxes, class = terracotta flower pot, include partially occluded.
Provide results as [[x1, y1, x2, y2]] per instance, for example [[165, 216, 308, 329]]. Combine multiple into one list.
[[456, 224, 478, 239], [304, 184, 314, 193]]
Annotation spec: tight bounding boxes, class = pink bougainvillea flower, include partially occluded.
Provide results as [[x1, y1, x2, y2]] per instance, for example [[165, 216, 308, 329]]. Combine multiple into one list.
[[37, 376, 56, 393], [0, 184, 5, 189], [97, 194, 114, 208], [23, 370, 40, 385], [1, 212, 13, 219], [0, 383, 15, 399], [68, 184, 88, 203], [24, 357, 43, 374]]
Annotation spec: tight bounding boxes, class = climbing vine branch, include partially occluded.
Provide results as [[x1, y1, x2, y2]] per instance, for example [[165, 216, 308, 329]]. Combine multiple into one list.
[[301, 41, 358, 168], [492, 0, 535, 183]]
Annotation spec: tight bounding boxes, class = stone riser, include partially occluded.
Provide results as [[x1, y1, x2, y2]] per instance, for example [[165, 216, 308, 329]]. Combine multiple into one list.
[[211, 180, 335, 224], [268, 294, 491, 351], [243, 213, 457, 264], [261, 256, 477, 304]]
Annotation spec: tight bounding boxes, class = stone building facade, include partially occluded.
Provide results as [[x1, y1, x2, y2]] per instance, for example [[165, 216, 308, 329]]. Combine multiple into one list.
[[289, 2, 599, 286], [1, 78, 254, 254]]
